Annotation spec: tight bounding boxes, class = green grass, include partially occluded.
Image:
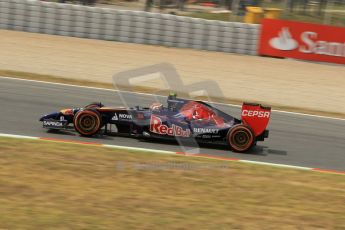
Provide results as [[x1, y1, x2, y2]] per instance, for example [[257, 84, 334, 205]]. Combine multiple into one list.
[[37, 0, 345, 26], [184, 10, 345, 26], [281, 11, 345, 26], [181, 12, 243, 22], [182, 2, 345, 26], [0, 137, 344, 229]]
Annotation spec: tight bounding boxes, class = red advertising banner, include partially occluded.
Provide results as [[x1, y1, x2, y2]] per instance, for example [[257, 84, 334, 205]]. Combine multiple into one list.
[[259, 19, 345, 65]]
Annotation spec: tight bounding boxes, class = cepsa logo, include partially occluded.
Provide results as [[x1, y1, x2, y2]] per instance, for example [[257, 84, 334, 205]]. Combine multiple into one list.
[[242, 110, 270, 118], [150, 115, 191, 137], [259, 19, 345, 64]]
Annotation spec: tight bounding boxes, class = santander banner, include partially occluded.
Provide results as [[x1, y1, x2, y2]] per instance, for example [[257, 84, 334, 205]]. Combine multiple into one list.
[[259, 19, 345, 64]]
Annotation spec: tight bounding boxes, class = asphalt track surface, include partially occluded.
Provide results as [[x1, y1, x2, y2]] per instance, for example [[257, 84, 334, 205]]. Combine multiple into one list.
[[1, 77, 345, 171]]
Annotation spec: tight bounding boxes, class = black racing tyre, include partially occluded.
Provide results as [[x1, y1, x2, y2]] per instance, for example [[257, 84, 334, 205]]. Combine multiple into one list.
[[74, 109, 102, 136], [227, 124, 255, 153]]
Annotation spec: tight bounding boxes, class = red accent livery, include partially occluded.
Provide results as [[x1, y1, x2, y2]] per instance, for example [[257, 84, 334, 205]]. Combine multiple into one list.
[[241, 103, 271, 136], [150, 115, 191, 137]]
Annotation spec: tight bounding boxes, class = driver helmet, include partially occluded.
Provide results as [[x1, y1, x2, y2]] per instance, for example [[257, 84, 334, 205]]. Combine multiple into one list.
[[167, 92, 178, 111], [150, 102, 163, 112]]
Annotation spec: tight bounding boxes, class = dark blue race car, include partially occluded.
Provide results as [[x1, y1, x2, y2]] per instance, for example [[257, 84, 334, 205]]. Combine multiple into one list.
[[40, 94, 271, 152]]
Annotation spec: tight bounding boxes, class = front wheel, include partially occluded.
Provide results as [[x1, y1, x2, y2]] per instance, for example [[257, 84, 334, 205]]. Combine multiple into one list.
[[84, 102, 104, 109], [227, 124, 254, 153], [74, 109, 102, 136]]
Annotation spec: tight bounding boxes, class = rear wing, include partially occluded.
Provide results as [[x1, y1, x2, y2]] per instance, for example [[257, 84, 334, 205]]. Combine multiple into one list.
[[241, 103, 271, 136]]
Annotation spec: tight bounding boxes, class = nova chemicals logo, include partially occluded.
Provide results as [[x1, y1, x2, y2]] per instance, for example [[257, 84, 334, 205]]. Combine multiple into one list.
[[269, 27, 298, 51], [111, 113, 118, 120]]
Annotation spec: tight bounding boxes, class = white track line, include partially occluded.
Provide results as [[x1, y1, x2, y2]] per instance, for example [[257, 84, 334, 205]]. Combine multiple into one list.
[[0, 133, 39, 140], [239, 160, 312, 170], [1, 76, 345, 122], [1, 133, 344, 175], [103, 144, 176, 155]]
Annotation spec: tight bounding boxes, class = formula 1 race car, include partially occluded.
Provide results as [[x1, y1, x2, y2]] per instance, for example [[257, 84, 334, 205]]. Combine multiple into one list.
[[39, 93, 271, 152]]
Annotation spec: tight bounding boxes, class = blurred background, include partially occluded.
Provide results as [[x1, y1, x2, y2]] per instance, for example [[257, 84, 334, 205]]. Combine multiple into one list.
[[44, 0, 345, 26]]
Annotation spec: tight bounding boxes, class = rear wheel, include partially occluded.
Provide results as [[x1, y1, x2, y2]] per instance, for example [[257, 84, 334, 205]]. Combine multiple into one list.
[[74, 109, 102, 136], [227, 124, 254, 153]]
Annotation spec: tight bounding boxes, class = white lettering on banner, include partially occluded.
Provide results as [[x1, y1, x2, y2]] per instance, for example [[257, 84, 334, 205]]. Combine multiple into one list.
[[269, 27, 345, 58], [150, 115, 191, 137], [242, 110, 270, 118], [299, 31, 345, 57], [299, 31, 316, 54]]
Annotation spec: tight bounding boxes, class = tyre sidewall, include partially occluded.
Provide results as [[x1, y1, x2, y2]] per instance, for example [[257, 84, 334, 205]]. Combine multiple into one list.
[[227, 124, 254, 153], [74, 109, 101, 136]]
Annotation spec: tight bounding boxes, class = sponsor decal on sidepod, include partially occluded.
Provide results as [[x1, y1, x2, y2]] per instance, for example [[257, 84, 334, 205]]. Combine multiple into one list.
[[111, 114, 118, 121], [119, 114, 132, 120], [150, 115, 191, 137], [112, 113, 132, 121], [193, 128, 219, 134]]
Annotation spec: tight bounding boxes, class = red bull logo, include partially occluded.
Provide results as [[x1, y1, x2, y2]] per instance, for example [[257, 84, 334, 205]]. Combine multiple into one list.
[[150, 115, 191, 137]]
